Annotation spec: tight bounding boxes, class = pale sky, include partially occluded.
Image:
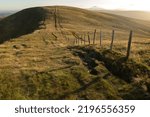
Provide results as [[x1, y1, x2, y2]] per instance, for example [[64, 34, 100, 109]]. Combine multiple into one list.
[[0, 0, 150, 11]]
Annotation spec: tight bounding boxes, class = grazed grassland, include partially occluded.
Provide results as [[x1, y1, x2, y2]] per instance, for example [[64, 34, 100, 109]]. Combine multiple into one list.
[[0, 6, 149, 99]]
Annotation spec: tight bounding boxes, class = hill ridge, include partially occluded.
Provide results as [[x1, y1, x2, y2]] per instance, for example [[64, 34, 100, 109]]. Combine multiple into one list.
[[0, 6, 150, 43], [0, 7, 46, 43]]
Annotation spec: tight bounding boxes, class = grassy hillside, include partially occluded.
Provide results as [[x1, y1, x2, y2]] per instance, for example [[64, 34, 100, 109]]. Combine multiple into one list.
[[0, 17, 3, 20], [97, 10, 150, 21], [0, 6, 149, 100], [45, 6, 150, 36], [0, 7, 46, 43], [0, 6, 150, 43]]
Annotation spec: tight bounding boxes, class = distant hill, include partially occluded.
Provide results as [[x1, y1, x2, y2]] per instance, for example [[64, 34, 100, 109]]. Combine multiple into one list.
[[99, 10, 150, 21], [0, 11, 17, 17], [89, 7, 150, 21], [89, 6, 105, 10]]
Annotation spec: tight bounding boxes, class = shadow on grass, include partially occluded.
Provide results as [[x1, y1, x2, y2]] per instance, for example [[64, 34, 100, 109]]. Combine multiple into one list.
[[68, 46, 99, 75], [68, 46, 150, 83], [57, 77, 100, 99], [67, 46, 150, 99], [0, 7, 47, 43]]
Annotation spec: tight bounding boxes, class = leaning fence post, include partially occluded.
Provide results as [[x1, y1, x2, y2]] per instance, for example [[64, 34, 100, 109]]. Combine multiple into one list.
[[93, 29, 96, 45], [100, 30, 102, 47], [126, 30, 133, 59], [88, 32, 90, 45], [110, 30, 115, 50]]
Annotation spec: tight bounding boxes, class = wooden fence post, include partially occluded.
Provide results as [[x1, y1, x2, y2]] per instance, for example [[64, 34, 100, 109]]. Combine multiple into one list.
[[74, 38, 76, 45], [110, 30, 115, 50], [100, 30, 102, 47], [93, 29, 96, 45], [126, 30, 133, 59], [81, 35, 83, 45], [54, 7, 57, 29], [84, 34, 86, 45], [77, 38, 79, 45], [88, 32, 90, 45], [75, 38, 77, 45], [74, 38, 77, 45]]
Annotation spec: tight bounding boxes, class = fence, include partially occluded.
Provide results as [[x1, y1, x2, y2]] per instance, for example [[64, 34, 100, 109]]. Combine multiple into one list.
[[52, 7, 133, 59], [71, 29, 133, 59]]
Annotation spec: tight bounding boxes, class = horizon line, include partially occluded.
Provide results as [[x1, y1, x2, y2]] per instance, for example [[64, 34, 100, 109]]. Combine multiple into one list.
[[0, 5, 150, 12]]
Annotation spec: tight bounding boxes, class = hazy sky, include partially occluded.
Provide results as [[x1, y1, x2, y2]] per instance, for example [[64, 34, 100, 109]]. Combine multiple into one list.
[[0, 0, 150, 11]]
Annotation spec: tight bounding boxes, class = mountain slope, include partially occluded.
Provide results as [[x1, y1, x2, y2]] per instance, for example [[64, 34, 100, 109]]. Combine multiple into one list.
[[45, 6, 150, 36], [0, 6, 149, 100], [98, 10, 150, 21], [0, 6, 150, 43], [0, 7, 46, 43], [89, 6, 150, 21]]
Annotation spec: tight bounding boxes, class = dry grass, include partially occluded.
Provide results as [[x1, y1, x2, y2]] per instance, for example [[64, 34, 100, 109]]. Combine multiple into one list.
[[67, 28, 149, 67], [0, 6, 149, 99]]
